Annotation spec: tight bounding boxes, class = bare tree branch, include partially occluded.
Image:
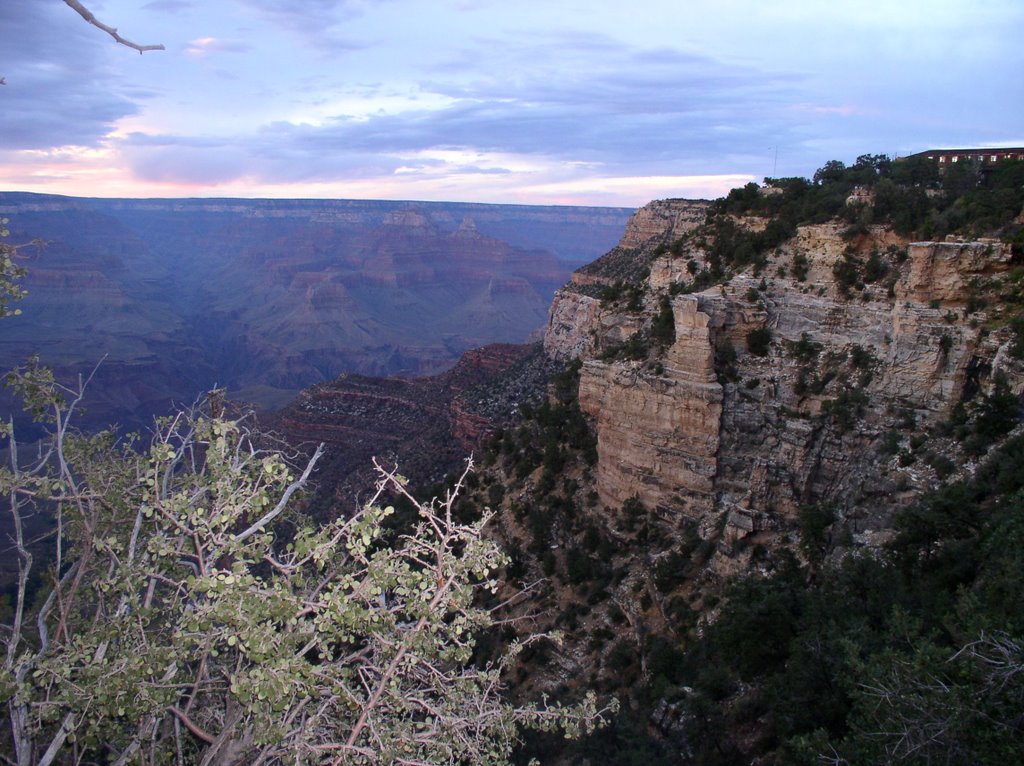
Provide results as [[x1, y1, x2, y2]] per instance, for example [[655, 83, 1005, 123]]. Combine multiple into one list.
[[63, 0, 165, 53], [233, 443, 325, 543], [168, 707, 215, 745]]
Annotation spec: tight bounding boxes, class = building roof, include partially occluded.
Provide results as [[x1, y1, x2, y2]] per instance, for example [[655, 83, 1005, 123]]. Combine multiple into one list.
[[907, 147, 1024, 159]]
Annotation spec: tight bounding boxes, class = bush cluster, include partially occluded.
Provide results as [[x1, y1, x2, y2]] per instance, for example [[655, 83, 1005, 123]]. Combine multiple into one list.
[[661, 434, 1024, 764], [714, 153, 1024, 241]]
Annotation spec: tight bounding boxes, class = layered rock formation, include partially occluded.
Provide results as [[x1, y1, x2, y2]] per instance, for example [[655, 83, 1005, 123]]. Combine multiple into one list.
[[577, 298, 723, 519], [616, 198, 711, 249], [544, 199, 1023, 552], [269, 343, 558, 507], [903, 239, 1012, 303]]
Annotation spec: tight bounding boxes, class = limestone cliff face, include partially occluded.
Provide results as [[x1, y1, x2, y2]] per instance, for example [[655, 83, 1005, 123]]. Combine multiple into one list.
[[578, 296, 722, 518], [544, 292, 604, 360], [902, 239, 1013, 304], [544, 198, 711, 360], [544, 292, 645, 361], [545, 199, 1023, 554], [617, 198, 711, 249]]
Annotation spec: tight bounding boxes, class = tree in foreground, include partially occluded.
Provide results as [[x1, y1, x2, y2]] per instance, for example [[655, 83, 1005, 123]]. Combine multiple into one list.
[[1, 367, 609, 765], [0, 217, 27, 318]]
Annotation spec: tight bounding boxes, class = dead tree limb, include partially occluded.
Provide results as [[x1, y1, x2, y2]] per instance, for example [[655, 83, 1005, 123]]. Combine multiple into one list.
[[63, 0, 165, 53]]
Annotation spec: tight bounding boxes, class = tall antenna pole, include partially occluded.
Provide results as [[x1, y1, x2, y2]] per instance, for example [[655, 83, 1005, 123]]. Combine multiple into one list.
[[773, 145, 779, 177]]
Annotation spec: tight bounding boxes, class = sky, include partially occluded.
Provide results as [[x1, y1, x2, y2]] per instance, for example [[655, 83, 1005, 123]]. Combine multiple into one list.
[[0, 0, 1022, 207]]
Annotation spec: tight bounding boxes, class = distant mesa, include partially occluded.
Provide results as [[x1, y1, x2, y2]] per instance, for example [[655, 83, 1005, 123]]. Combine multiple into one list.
[[382, 208, 431, 228]]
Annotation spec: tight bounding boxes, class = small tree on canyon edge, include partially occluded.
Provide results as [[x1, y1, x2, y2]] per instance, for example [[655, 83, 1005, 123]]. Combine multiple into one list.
[[1, 364, 608, 765]]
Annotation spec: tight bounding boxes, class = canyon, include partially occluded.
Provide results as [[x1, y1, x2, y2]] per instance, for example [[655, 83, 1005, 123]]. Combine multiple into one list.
[[258, 187, 1023, 573], [269, 342, 557, 510], [2, 161, 1023, 763], [0, 192, 631, 430], [476, 183, 1024, 762]]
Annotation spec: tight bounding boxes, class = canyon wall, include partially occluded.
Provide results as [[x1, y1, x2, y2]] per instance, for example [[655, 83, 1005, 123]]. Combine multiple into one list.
[[545, 201, 1023, 551], [270, 343, 555, 507]]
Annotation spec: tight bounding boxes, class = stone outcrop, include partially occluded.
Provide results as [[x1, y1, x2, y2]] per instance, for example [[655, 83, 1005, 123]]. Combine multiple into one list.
[[578, 295, 723, 518], [544, 291, 603, 360], [545, 199, 712, 360], [567, 199, 712, 288], [543, 291, 646, 362], [617, 198, 711, 249], [902, 239, 1012, 304]]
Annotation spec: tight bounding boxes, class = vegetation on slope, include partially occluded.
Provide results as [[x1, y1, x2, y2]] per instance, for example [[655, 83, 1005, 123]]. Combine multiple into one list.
[[471, 153, 1024, 765], [637, 154, 1024, 309], [467, 365, 1023, 765], [0, 373, 608, 765], [716, 153, 1024, 241], [670, 433, 1024, 765]]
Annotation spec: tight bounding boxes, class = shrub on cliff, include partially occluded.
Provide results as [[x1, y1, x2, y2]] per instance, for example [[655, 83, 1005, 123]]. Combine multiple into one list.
[[0, 217, 27, 318], [651, 296, 676, 346], [714, 153, 1021, 242], [660, 433, 1024, 764], [746, 327, 772, 357], [1010, 315, 1024, 359]]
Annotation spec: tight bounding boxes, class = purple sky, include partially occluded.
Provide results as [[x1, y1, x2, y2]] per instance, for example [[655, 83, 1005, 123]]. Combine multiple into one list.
[[1, 0, 1022, 206]]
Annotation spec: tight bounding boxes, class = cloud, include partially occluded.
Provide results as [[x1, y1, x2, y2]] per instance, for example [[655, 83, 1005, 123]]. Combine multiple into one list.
[[142, 0, 197, 11], [237, 0, 391, 18], [259, 36, 801, 176], [408, 34, 800, 155], [0, 3, 140, 150], [185, 37, 254, 57], [792, 104, 866, 117], [8, 2, 1020, 206], [102, 32, 805, 192], [118, 131, 408, 186], [451, 166, 513, 176], [129, 146, 250, 184], [233, 0, 379, 52]]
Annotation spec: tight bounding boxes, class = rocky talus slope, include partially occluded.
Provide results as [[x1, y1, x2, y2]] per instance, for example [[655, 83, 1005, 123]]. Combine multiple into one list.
[[269, 343, 558, 509]]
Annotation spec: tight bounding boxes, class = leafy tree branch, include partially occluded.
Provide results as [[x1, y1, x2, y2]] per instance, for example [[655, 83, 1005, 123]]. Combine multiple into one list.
[[1, 381, 610, 764]]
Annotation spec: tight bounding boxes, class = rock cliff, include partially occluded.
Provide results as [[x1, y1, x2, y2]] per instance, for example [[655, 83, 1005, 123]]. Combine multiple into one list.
[[459, 162, 1024, 765], [577, 299, 722, 519], [545, 199, 711, 360], [544, 199, 1024, 556]]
